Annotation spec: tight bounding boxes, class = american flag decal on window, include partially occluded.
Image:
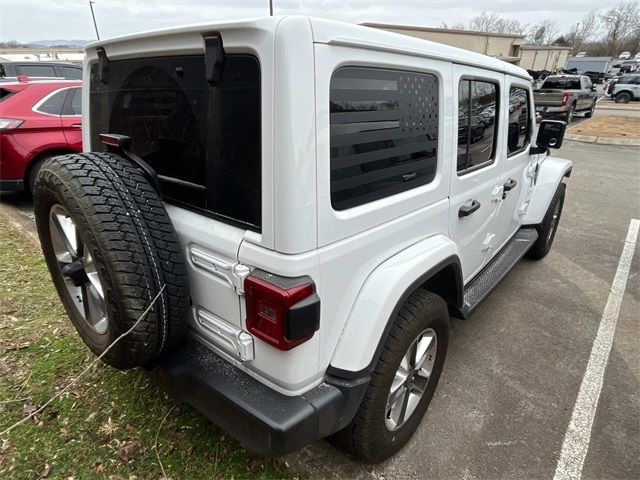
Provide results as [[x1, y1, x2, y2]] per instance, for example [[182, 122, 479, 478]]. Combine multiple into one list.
[[330, 67, 439, 210]]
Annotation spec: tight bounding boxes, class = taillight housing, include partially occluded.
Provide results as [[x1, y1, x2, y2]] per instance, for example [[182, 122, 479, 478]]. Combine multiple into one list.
[[561, 91, 570, 106], [244, 271, 320, 351], [0, 118, 23, 130]]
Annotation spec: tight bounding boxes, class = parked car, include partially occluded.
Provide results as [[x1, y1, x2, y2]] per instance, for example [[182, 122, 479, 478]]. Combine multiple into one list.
[[619, 60, 638, 73], [619, 51, 631, 60], [0, 79, 82, 192], [635, 53, 640, 62], [575, 51, 587, 57], [0, 61, 82, 80], [610, 75, 640, 103], [32, 17, 571, 462], [534, 74, 598, 123], [604, 74, 640, 96]]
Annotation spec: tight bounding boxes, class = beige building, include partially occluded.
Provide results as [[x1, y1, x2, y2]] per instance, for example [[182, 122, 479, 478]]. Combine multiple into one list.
[[361, 22, 524, 64], [519, 45, 572, 72]]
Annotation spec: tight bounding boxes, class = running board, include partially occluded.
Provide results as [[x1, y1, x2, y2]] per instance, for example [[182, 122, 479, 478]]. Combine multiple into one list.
[[459, 228, 538, 319]]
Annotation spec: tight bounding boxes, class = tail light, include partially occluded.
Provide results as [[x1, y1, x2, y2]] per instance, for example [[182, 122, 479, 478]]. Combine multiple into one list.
[[561, 91, 570, 106], [244, 271, 320, 351], [0, 118, 23, 130]]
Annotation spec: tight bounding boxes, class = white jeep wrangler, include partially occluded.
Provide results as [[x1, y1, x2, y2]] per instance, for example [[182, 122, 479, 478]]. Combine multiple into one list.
[[33, 16, 571, 462]]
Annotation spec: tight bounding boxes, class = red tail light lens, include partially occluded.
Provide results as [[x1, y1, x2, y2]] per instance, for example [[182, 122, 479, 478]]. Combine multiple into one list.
[[244, 273, 320, 351], [561, 91, 570, 106]]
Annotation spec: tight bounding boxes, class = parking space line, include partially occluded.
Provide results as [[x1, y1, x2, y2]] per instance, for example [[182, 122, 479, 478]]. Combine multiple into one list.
[[553, 218, 640, 480]]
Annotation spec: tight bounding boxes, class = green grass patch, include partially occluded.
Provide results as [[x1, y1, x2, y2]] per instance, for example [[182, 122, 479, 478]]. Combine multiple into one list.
[[0, 216, 301, 479]]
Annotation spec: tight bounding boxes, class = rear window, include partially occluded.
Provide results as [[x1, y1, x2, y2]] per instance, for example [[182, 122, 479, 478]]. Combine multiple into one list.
[[34, 88, 68, 115], [90, 55, 261, 231], [61, 66, 82, 80], [0, 88, 17, 102], [542, 77, 581, 89]]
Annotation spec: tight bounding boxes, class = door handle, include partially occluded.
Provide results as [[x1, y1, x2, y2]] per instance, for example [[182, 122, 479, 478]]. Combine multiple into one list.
[[458, 200, 481, 217], [503, 178, 517, 191], [71, 123, 82, 129]]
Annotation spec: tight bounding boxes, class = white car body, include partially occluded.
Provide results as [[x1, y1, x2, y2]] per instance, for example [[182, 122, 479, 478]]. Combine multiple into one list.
[[82, 16, 572, 454]]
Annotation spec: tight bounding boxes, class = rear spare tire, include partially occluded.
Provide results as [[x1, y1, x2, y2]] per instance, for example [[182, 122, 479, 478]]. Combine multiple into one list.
[[33, 152, 190, 369]]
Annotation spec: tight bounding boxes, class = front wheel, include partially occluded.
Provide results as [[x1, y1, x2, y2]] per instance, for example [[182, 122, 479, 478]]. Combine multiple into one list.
[[527, 183, 566, 260], [330, 290, 449, 463]]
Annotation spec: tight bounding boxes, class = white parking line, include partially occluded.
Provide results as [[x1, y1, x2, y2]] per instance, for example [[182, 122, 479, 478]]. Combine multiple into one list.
[[553, 218, 640, 480]]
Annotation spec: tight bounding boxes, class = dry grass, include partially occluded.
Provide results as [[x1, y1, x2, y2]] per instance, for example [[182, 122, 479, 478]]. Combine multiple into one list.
[[570, 115, 640, 139]]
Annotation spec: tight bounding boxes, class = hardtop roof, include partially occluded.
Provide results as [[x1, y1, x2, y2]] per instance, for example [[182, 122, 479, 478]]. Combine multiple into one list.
[[87, 15, 531, 81]]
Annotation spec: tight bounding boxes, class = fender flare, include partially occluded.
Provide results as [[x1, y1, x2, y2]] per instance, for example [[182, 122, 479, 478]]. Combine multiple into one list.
[[523, 156, 572, 226], [327, 235, 462, 379]]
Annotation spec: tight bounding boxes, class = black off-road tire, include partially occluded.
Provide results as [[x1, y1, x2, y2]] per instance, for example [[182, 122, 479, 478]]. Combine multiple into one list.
[[614, 92, 631, 104], [527, 182, 566, 260], [330, 290, 449, 463], [33, 152, 190, 369]]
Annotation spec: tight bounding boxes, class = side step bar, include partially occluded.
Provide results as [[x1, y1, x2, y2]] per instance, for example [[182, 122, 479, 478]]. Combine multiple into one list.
[[459, 228, 538, 319]]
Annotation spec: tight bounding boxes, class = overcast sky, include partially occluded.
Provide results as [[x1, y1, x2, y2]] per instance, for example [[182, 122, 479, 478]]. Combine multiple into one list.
[[1, 0, 604, 43]]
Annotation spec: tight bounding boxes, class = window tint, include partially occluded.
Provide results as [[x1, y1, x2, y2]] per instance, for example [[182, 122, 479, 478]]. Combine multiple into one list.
[[17, 65, 57, 77], [36, 89, 68, 115], [541, 77, 581, 89], [90, 55, 261, 231], [458, 80, 498, 172], [61, 66, 82, 80], [507, 86, 530, 155], [62, 87, 82, 115], [329, 67, 438, 210], [0, 88, 17, 102]]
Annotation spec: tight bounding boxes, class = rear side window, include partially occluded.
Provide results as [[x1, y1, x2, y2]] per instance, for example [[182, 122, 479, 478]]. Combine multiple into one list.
[[458, 80, 498, 172], [0, 88, 17, 102], [330, 67, 439, 210], [62, 87, 82, 115], [507, 86, 531, 155], [34, 88, 68, 115], [61, 66, 82, 80], [17, 65, 57, 77], [90, 55, 261, 231]]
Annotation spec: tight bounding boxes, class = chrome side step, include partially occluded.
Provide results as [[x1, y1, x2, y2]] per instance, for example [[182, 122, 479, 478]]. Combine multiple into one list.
[[460, 228, 538, 319]]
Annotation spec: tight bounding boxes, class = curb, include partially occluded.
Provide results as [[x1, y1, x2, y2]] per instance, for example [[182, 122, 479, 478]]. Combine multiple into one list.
[[565, 133, 640, 146]]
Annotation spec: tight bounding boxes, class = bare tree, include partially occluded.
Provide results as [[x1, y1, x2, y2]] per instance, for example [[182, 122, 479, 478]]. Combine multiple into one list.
[[468, 12, 527, 35], [527, 19, 559, 45], [600, 1, 639, 56]]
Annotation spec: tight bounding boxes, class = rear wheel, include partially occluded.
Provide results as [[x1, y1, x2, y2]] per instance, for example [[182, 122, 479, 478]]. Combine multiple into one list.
[[331, 290, 449, 462], [527, 183, 566, 260], [564, 105, 575, 124], [615, 92, 631, 104], [584, 100, 596, 118], [33, 152, 190, 369]]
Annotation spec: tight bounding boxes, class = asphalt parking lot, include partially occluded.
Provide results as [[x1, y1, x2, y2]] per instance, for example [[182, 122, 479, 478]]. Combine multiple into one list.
[[0, 140, 638, 479]]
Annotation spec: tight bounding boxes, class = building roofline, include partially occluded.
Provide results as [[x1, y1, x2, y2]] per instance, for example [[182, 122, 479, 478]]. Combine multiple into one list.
[[360, 21, 525, 39], [521, 45, 573, 50]]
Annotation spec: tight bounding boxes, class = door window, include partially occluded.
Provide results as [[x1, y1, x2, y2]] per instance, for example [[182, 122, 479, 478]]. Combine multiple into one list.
[[458, 80, 498, 173], [17, 65, 57, 77], [61, 66, 82, 80], [62, 87, 82, 115], [507, 86, 531, 155]]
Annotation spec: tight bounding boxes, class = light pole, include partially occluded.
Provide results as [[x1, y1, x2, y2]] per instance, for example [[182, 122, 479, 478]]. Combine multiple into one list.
[[89, 1, 100, 40]]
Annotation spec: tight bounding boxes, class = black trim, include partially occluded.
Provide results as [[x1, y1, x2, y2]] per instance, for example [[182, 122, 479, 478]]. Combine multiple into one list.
[[326, 255, 462, 380], [203, 33, 225, 86], [0, 179, 25, 192], [96, 47, 108, 84], [152, 338, 368, 455]]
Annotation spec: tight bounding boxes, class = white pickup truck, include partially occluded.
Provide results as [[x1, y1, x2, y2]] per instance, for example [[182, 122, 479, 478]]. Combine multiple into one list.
[[33, 16, 571, 462]]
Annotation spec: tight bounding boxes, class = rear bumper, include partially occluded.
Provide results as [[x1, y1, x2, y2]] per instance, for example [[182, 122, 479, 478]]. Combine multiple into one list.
[[152, 338, 368, 456], [0, 179, 25, 192]]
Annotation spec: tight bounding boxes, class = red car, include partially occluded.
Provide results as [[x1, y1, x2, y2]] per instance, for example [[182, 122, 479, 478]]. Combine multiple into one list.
[[0, 79, 82, 193]]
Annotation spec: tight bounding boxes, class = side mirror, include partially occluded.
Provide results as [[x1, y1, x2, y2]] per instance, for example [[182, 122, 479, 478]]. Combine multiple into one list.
[[536, 119, 566, 150], [591, 85, 597, 91]]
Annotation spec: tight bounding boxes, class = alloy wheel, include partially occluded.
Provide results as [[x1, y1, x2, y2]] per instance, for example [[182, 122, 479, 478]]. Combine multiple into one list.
[[49, 204, 108, 335], [385, 328, 438, 431]]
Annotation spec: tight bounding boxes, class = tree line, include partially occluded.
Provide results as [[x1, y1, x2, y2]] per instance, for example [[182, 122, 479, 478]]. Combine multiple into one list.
[[441, 1, 640, 57]]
